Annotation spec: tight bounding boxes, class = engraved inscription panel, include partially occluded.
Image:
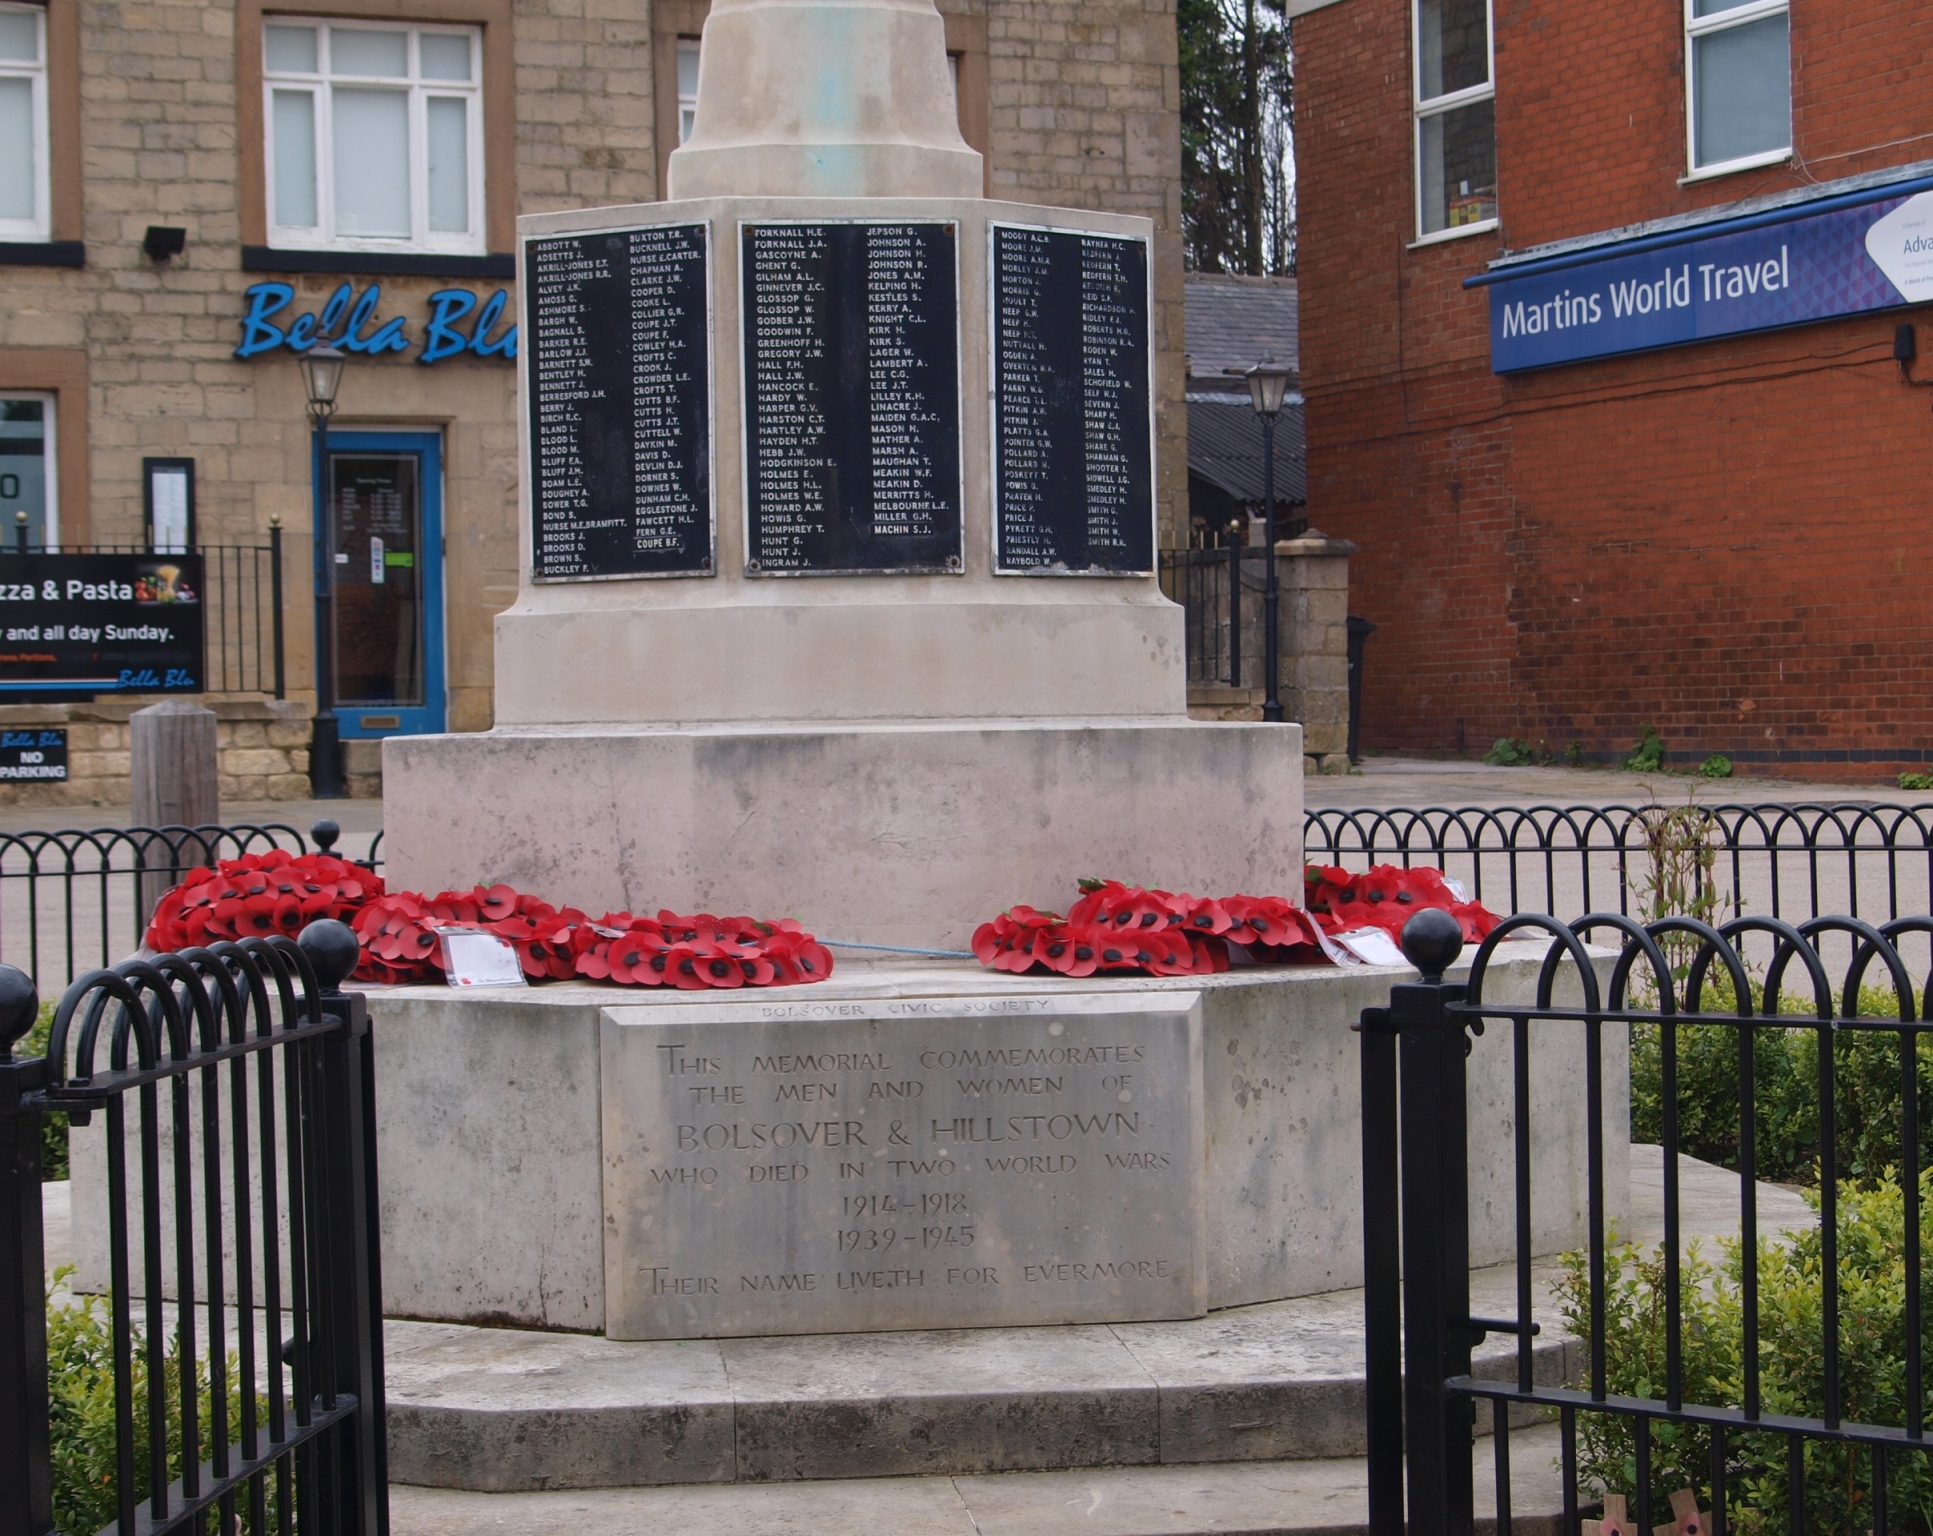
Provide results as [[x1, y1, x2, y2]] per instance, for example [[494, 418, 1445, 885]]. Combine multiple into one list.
[[742, 221, 963, 574], [526, 224, 712, 580], [991, 225, 1154, 574], [600, 992, 1204, 1339]]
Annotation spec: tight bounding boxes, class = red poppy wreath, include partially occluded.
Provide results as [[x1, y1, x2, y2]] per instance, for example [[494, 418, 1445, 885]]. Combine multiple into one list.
[[971, 870, 1499, 979], [146, 856, 833, 990]]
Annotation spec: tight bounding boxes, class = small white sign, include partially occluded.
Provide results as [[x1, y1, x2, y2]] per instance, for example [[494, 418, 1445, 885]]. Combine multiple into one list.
[[1328, 927, 1411, 968], [436, 927, 525, 987], [370, 535, 386, 584], [1865, 191, 1933, 304], [150, 468, 190, 554]]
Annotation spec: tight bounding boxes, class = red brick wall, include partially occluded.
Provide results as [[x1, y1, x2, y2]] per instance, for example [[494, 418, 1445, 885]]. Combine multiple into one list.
[[1296, 0, 1933, 776]]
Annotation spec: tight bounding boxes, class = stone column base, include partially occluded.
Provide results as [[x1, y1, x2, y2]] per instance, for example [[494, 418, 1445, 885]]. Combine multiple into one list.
[[382, 718, 1304, 949]]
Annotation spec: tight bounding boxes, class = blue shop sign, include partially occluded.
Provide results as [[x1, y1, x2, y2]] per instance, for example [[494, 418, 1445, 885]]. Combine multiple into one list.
[[1470, 175, 1933, 373], [236, 281, 519, 364]]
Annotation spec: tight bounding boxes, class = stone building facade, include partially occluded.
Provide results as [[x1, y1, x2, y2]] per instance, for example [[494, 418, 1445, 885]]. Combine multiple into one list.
[[0, 0, 1183, 806]]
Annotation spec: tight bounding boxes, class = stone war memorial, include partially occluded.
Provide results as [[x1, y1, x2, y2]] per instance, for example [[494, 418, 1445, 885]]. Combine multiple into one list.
[[71, 0, 1628, 1512]]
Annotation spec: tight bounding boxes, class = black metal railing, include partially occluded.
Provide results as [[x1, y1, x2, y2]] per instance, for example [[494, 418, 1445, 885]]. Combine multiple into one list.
[[0, 921, 386, 1536], [6, 540, 287, 698], [1159, 546, 1258, 687], [0, 819, 383, 991], [1305, 801, 1933, 928], [1361, 909, 1933, 1535]]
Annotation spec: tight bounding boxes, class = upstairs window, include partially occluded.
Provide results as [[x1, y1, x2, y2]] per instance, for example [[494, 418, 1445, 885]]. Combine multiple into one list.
[[1687, 0, 1791, 175], [676, 37, 700, 143], [1413, 0, 1496, 242], [263, 18, 484, 253], [0, 2, 48, 241]]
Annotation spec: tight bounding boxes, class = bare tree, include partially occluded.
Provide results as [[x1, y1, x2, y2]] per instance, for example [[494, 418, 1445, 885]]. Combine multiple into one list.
[[1180, 0, 1294, 274]]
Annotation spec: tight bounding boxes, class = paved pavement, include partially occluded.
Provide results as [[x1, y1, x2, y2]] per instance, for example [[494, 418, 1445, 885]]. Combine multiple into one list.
[[1308, 755, 1933, 811]]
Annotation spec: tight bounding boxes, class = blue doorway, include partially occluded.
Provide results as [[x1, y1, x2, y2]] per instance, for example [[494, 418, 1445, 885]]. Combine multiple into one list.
[[320, 430, 446, 739]]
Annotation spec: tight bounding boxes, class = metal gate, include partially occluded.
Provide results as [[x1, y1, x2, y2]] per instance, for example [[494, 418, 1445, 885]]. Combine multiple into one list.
[[0, 922, 386, 1536], [1362, 908, 1933, 1535]]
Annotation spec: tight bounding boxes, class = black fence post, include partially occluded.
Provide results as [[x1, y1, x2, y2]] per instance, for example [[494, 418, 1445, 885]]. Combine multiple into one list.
[[301, 920, 389, 1536], [0, 965, 50, 1536], [1359, 998, 1403, 1536], [1392, 910, 1476, 1536], [270, 520, 287, 700]]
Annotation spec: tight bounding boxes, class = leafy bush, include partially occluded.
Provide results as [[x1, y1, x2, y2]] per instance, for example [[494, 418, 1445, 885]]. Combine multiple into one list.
[[47, 1269, 274, 1536], [1558, 1178, 1933, 1534], [1484, 736, 1537, 767], [1626, 724, 1667, 773], [1902, 769, 1933, 792], [19, 1000, 66, 1181], [1631, 988, 1933, 1187], [1698, 753, 1733, 779]]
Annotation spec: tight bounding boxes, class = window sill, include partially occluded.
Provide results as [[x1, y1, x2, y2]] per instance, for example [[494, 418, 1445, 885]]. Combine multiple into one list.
[[243, 246, 514, 279], [0, 241, 85, 268], [1679, 149, 1792, 186], [1408, 219, 1499, 251]]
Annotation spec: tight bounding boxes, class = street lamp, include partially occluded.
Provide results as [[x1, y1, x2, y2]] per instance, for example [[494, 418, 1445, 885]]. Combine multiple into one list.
[[300, 345, 347, 798], [1245, 357, 1293, 725]]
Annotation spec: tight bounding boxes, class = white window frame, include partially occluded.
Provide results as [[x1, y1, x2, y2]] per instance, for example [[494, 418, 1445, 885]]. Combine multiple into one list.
[[0, 1, 50, 242], [1411, 0, 1497, 247], [676, 36, 700, 144], [263, 17, 485, 255], [0, 392, 59, 550], [1684, 0, 1792, 181]]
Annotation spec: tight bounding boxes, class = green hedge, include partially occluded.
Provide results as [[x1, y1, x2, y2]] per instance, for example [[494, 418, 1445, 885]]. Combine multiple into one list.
[[1630, 986, 1933, 1188], [47, 1269, 273, 1536], [1558, 1178, 1933, 1534]]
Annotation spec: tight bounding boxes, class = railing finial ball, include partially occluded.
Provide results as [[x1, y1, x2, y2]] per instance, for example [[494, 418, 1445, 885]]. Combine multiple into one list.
[[1399, 908, 1464, 984], [310, 817, 341, 853], [298, 917, 361, 996], [0, 963, 40, 1061]]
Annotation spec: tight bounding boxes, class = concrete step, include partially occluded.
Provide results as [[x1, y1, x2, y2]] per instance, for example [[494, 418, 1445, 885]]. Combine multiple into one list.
[[383, 1293, 1572, 1491], [390, 1423, 1566, 1536]]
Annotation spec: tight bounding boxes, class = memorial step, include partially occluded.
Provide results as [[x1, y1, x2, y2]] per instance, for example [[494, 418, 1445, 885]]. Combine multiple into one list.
[[383, 1290, 1575, 1491], [388, 1427, 1566, 1536]]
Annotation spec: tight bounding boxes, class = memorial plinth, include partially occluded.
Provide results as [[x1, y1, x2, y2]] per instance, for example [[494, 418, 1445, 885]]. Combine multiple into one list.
[[295, 945, 1626, 1338]]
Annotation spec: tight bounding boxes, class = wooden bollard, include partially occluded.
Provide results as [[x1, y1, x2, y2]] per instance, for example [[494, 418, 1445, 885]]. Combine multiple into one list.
[[130, 699, 219, 927]]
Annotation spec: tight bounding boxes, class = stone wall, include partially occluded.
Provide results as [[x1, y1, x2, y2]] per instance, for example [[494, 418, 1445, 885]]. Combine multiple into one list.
[[0, 696, 317, 810], [981, 0, 1188, 546]]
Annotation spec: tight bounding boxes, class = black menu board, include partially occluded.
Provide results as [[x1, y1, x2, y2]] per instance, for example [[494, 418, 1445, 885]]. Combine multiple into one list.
[[742, 222, 962, 574], [526, 223, 712, 580], [991, 225, 1154, 574]]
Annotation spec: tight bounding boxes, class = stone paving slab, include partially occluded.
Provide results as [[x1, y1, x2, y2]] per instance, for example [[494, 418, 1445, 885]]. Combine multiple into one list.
[[1306, 758, 1932, 811], [388, 1423, 1566, 1536], [374, 1146, 1813, 1490]]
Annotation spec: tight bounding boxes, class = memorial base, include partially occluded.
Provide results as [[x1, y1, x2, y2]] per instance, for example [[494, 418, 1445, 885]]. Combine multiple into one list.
[[314, 946, 1618, 1337], [382, 718, 1304, 951]]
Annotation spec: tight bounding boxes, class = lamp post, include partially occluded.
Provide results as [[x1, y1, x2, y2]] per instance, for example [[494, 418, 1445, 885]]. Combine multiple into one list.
[[1245, 358, 1293, 724], [299, 345, 347, 798]]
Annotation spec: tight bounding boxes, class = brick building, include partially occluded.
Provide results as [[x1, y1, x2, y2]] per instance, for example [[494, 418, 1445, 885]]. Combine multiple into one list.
[[0, 0, 1184, 803], [1292, 0, 1933, 778]]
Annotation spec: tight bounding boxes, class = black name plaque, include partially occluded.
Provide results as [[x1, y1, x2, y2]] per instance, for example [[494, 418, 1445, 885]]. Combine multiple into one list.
[[526, 224, 713, 581], [742, 222, 963, 574], [991, 226, 1154, 574]]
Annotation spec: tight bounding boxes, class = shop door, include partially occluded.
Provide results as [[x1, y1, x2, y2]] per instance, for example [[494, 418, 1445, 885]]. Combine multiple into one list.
[[324, 431, 445, 738], [0, 395, 56, 548]]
